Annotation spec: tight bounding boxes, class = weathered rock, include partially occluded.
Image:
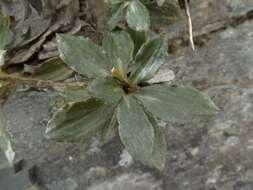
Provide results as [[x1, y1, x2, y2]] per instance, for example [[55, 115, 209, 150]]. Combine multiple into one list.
[[87, 173, 162, 190], [166, 0, 253, 39], [165, 19, 253, 88]]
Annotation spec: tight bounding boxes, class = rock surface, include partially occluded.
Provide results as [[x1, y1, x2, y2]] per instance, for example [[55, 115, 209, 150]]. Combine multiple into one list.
[[2, 1, 253, 190]]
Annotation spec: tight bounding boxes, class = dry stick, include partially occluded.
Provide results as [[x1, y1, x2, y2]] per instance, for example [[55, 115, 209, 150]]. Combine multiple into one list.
[[0, 74, 87, 89], [184, 0, 195, 50]]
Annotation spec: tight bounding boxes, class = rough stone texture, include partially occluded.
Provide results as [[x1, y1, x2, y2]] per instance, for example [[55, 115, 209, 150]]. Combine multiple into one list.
[[2, 1, 253, 190], [167, 0, 253, 39]]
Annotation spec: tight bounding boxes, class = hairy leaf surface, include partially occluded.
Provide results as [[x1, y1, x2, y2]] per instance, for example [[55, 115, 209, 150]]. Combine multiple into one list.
[[57, 34, 111, 78], [99, 113, 118, 144], [127, 28, 147, 56], [126, 0, 150, 31], [135, 84, 219, 122], [46, 99, 115, 141], [146, 113, 167, 170], [55, 86, 90, 103], [106, 3, 126, 31], [0, 107, 15, 166], [130, 35, 167, 84], [0, 15, 11, 50], [88, 77, 124, 104], [106, 0, 124, 4], [117, 95, 154, 165], [103, 31, 134, 75], [32, 58, 74, 81]]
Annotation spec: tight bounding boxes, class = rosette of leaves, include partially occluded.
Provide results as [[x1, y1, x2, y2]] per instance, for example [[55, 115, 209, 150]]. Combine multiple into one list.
[[105, 0, 181, 31], [46, 31, 219, 169]]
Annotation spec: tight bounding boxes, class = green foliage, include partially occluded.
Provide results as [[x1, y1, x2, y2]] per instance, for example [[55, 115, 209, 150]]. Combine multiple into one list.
[[0, 14, 11, 50], [0, 14, 11, 66], [32, 58, 74, 81], [130, 35, 168, 84], [135, 85, 219, 123], [105, 0, 181, 31], [0, 14, 15, 166], [102, 31, 134, 75], [0, 106, 15, 166], [46, 99, 116, 142], [57, 34, 112, 78], [46, 32, 219, 169], [126, 0, 150, 31]]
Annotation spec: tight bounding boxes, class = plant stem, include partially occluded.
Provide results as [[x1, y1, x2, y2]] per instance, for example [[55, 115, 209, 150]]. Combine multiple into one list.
[[0, 74, 87, 89]]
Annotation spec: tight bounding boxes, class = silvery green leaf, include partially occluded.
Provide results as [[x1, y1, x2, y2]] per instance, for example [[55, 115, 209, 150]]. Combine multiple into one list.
[[0, 15, 11, 50], [0, 107, 15, 166], [87, 77, 124, 104], [135, 84, 219, 123], [55, 85, 90, 103], [105, 0, 124, 4], [130, 35, 167, 84], [126, 0, 150, 31], [99, 112, 118, 144], [46, 99, 115, 141], [142, 0, 182, 27], [145, 113, 167, 170], [103, 31, 134, 74], [56, 34, 111, 78], [117, 95, 154, 166], [106, 3, 127, 31], [32, 58, 74, 81], [126, 27, 147, 56]]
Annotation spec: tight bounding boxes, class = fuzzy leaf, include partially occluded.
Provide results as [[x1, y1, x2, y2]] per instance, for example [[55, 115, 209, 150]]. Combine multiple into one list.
[[135, 84, 219, 123], [0, 15, 11, 50], [117, 95, 154, 166], [106, 0, 124, 4], [55, 85, 90, 103], [126, 0, 150, 31], [103, 31, 134, 75], [106, 3, 126, 31], [0, 15, 11, 66], [99, 113, 118, 144], [56, 34, 111, 78], [146, 113, 167, 170], [46, 99, 115, 141], [142, 0, 182, 27], [0, 107, 15, 166], [87, 77, 124, 104], [32, 58, 74, 81], [130, 35, 167, 84], [127, 28, 147, 56]]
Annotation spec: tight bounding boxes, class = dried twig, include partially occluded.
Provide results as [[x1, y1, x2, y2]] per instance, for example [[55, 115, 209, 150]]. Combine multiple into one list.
[[0, 74, 87, 90], [184, 0, 195, 50]]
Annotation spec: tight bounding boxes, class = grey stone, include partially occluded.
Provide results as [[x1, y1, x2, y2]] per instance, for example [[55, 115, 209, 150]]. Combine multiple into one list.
[[87, 173, 162, 190], [118, 149, 133, 167], [166, 0, 253, 39], [225, 136, 240, 146], [46, 178, 78, 190]]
